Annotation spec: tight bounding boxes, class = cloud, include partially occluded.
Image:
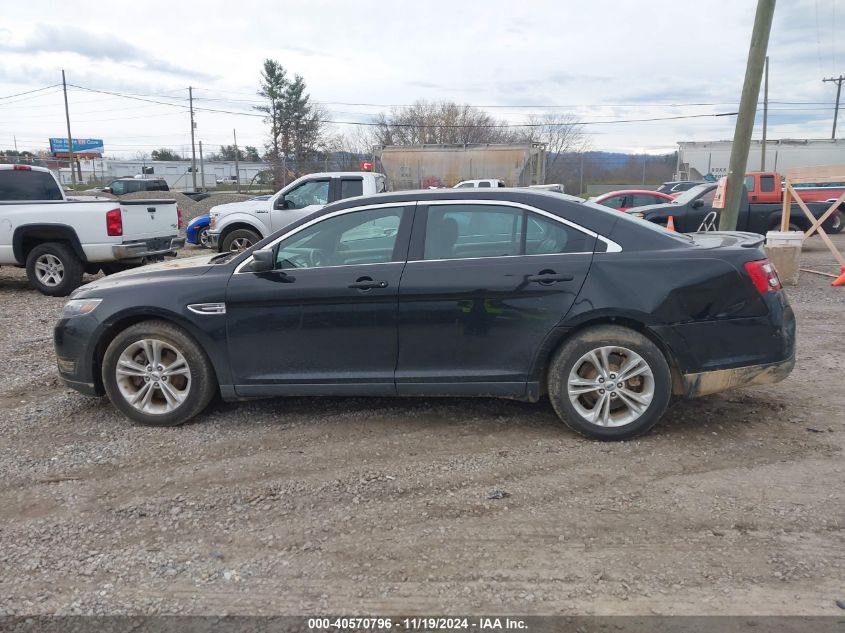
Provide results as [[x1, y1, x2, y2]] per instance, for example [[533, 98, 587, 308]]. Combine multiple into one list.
[[0, 24, 213, 80]]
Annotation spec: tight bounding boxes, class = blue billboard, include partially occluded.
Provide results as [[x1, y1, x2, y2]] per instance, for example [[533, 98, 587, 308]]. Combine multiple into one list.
[[49, 138, 105, 155]]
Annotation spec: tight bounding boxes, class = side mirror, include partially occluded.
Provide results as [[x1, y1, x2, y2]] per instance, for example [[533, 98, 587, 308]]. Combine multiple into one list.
[[692, 199, 704, 209], [251, 248, 275, 272], [273, 197, 284, 210], [102, 187, 112, 194]]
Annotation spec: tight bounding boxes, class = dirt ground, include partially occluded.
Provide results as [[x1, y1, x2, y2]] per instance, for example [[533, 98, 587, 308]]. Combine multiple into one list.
[[0, 234, 843, 616]]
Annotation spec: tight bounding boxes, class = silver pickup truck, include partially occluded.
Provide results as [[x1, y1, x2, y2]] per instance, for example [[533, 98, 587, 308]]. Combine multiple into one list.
[[0, 164, 184, 296]]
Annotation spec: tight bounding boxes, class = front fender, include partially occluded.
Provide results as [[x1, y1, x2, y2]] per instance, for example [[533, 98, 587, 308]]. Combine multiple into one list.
[[214, 213, 269, 238]]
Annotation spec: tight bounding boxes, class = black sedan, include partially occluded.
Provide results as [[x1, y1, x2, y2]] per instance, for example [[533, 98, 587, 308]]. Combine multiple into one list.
[[54, 189, 795, 440]]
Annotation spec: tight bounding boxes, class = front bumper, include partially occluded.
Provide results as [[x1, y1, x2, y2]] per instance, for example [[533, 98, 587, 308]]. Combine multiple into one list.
[[54, 315, 105, 397], [208, 232, 220, 249], [112, 237, 185, 260], [681, 354, 795, 398]]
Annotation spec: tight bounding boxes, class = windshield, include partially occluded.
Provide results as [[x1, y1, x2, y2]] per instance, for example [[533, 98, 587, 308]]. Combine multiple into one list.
[[671, 184, 714, 205]]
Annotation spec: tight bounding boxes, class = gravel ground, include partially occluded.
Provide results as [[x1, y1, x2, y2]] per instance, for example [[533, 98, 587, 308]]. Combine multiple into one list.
[[0, 236, 843, 616]]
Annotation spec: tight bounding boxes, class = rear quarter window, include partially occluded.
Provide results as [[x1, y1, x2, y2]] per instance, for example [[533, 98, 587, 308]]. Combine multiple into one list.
[[0, 170, 63, 201]]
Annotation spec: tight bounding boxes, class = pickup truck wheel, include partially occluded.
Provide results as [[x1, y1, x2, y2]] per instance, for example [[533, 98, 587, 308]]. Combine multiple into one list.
[[547, 325, 672, 441], [25, 242, 84, 297], [829, 210, 844, 234], [222, 228, 261, 252], [102, 320, 217, 427]]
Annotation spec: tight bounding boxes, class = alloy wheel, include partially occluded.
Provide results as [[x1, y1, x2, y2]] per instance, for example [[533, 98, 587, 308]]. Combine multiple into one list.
[[114, 339, 192, 415], [229, 237, 253, 251], [567, 345, 655, 427], [34, 254, 65, 287]]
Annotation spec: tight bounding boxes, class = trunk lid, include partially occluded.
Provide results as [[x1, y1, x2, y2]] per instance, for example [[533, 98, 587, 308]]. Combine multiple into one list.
[[686, 231, 765, 250]]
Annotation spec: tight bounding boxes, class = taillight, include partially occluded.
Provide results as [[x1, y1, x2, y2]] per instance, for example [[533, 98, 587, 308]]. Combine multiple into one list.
[[743, 259, 782, 294], [106, 208, 123, 236], [177, 207, 183, 230]]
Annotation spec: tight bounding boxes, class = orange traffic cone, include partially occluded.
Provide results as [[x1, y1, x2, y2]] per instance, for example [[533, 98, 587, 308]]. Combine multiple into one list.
[[666, 215, 676, 232], [832, 265, 845, 287]]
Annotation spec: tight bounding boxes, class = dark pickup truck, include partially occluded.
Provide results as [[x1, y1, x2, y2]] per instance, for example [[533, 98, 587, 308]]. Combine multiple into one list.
[[626, 183, 836, 234]]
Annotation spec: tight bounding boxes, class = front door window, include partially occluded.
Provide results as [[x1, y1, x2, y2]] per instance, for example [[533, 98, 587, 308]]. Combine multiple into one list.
[[274, 207, 406, 269], [283, 180, 330, 209]]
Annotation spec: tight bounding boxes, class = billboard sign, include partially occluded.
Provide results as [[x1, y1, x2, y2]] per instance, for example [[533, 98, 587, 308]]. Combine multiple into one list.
[[49, 138, 105, 155]]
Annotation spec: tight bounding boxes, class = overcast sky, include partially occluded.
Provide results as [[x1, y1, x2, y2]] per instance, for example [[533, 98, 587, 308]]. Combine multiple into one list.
[[1, 0, 844, 158]]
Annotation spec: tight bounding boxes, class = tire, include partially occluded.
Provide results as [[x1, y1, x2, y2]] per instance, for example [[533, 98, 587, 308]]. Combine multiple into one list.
[[25, 242, 84, 297], [828, 210, 844, 234], [221, 228, 260, 253], [197, 227, 211, 248], [102, 320, 217, 426], [547, 325, 672, 441]]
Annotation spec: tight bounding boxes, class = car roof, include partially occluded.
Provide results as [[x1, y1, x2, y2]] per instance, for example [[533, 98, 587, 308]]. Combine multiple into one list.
[[0, 164, 51, 173], [597, 189, 670, 197]]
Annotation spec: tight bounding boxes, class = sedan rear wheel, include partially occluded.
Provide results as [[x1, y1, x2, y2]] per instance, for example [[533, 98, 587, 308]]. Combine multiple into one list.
[[102, 320, 217, 426], [548, 325, 671, 440]]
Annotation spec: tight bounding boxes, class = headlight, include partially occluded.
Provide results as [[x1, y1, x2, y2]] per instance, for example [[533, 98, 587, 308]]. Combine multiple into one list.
[[209, 214, 217, 229], [62, 298, 102, 318], [632, 212, 645, 219]]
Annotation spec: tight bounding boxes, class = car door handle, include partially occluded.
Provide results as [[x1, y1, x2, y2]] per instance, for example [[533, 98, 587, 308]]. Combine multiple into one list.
[[526, 273, 574, 284], [348, 278, 388, 290]]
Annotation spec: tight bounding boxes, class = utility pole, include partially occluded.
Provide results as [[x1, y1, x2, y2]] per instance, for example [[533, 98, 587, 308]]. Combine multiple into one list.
[[823, 75, 845, 139], [642, 154, 647, 185], [61, 69, 76, 186], [189, 86, 197, 191], [719, 0, 776, 231], [199, 141, 205, 192], [233, 129, 241, 193], [761, 56, 769, 170]]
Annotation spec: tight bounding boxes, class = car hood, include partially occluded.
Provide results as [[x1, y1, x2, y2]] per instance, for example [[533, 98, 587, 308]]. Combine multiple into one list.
[[210, 199, 267, 216], [74, 254, 220, 295], [187, 214, 209, 226]]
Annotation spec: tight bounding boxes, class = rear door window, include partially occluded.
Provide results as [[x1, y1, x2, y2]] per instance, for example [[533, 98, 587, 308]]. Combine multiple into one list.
[[425, 204, 522, 260], [760, 175, 776, 192], [340, 178, 364, 199], [0, 169, 63, 201], [525, 213, 593, 254]]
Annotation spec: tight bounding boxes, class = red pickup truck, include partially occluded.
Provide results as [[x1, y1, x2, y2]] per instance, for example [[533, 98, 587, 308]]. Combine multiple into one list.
[[744, 171, 844, 233]]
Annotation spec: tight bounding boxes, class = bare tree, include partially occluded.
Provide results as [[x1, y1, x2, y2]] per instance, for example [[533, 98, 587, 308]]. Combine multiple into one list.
[[523, 113, 590, 183], [372, 101, 522, 146]]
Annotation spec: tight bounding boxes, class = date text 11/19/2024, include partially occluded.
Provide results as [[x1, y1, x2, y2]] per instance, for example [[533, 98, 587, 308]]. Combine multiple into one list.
[[307, 617, 528, 630]]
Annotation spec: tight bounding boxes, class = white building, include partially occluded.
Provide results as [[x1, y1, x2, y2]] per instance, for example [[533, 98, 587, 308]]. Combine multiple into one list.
[[676, 139, 845, 180], [56, 159, 268, 190]]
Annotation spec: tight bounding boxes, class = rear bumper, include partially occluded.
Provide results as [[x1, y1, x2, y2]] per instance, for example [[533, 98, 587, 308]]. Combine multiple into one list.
[[681, 354, 795, 398], [112, 237, 185, 260]]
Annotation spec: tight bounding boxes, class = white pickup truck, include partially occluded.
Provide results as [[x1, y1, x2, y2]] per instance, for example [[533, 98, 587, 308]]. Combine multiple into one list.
[[208, 171, 387, 251], [0, 164, 184, 296]]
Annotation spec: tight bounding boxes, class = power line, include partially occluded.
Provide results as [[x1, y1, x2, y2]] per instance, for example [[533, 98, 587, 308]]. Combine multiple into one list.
[[0, 84, 61, 100]]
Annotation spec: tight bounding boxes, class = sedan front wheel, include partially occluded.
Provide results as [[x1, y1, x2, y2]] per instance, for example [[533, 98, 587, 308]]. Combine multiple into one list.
[[547, 325, 671, 440], [102, 320, 217, 426]]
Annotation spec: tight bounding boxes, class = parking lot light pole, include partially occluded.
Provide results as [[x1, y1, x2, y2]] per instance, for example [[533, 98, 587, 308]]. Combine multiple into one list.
[[720, 0, 776, 231]]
